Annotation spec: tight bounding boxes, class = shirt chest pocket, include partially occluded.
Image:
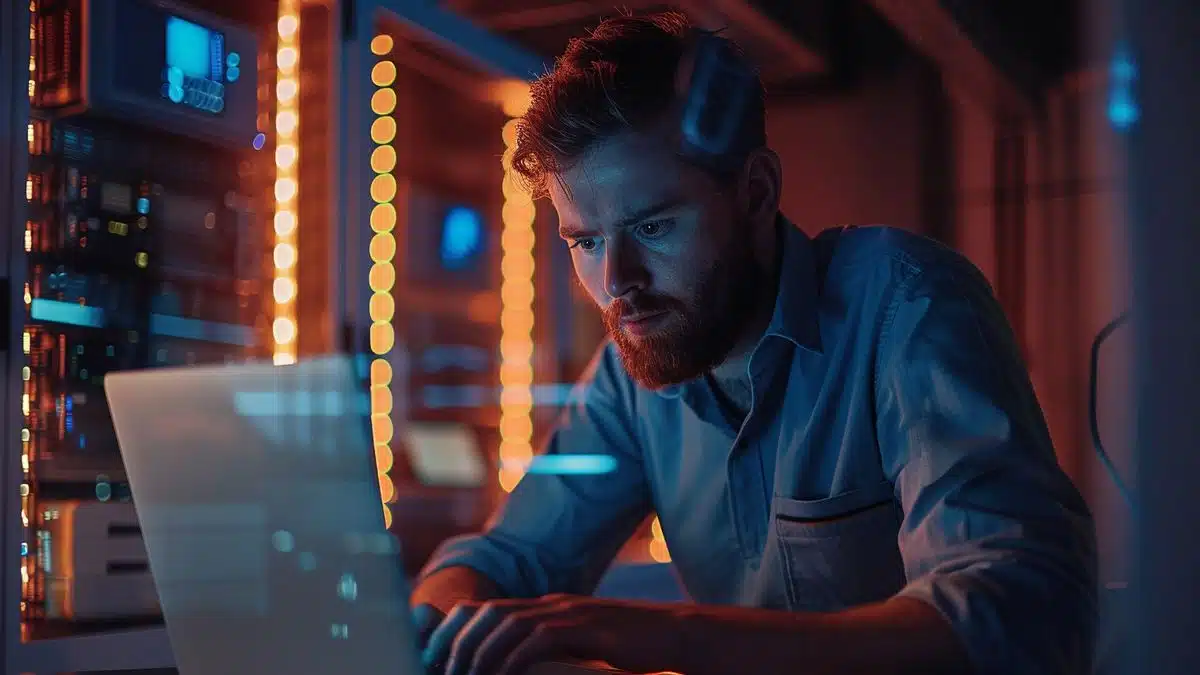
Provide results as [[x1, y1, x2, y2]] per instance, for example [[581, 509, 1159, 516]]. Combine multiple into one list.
[[771, 480, 908, 612]]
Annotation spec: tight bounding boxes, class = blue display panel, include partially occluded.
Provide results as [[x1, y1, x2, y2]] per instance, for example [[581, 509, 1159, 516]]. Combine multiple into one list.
[[163, 16, 228, 114], [109, 2, 240, 118]]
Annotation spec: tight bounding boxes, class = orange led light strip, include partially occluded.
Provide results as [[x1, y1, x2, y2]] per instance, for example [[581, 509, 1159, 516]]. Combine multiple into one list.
[[368, 33, 399, 527], [272, 0, 300, 365], [498, 85, 535, 493]]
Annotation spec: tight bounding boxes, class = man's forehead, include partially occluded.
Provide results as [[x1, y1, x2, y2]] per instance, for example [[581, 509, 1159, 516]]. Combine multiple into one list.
[[550, 132, 687, 223]]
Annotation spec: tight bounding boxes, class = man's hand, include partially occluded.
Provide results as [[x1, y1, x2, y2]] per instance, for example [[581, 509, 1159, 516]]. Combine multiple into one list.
[[421, 595, 685, 675], [411, 565, 502, 654], [416, 592, 972, 675]]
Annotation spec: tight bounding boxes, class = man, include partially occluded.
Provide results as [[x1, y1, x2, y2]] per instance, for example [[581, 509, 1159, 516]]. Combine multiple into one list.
[[412, 11, 1097, 675]]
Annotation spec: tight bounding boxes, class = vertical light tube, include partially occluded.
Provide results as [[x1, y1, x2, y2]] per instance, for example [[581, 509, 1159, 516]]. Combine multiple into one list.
[[272, 1, 301, 365], [368, 33, 398, 527], [498, 86, 535, 492]]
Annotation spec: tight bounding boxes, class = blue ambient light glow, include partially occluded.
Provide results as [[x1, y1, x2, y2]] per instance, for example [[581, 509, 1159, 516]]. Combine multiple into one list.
[[440, 206, 483, 269]]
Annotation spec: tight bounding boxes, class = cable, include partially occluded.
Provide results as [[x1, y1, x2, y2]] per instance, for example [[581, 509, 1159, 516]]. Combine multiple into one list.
[[1088, 311, 1134, 510]]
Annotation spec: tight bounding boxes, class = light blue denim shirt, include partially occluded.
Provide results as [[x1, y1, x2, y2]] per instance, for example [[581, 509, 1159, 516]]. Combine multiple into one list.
[[421, 222, 1098, 674]]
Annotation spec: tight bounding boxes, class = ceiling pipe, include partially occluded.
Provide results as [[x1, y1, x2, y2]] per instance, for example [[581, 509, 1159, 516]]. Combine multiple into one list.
[[453, 0, 827, 80], [678, 0, 826, 75], [867, 0, 1036, 116], [481, 0, 658, 32]]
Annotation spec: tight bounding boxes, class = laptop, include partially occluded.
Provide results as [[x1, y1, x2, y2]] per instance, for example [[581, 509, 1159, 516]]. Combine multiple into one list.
[[106, 355, 615, 675]]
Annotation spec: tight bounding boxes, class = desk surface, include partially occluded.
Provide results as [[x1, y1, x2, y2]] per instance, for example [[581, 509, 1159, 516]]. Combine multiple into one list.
[[529, 661, 674, 675], [528, 661, 625, 675], [527, 665, 606, 675]]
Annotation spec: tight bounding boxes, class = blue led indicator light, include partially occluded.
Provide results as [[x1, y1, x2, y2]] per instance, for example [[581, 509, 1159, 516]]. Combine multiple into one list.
[[252, 133, 266, 150], [227, 52, 241, 68], [227, 66, 240, 83], [441, 206, 483, 269], [520, 454, 619, 475], [137, 197, 150, 215], [1108, 45, 1140, 131]]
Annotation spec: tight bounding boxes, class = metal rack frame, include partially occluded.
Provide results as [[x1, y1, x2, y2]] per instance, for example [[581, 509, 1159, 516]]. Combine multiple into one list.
[[338, 0, 545, 351], [0, 0, 179, 670], [0, 0, 30, 671], [342, 0, 546, 505], [1, 1, 539, 672], [1126, 1, 1200, 673]]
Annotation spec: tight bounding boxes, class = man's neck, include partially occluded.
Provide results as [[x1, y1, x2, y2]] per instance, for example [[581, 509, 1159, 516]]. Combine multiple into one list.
[[707, 370, 753, 423], [708, 337, 760, 418], [707, 224, 784, 415]]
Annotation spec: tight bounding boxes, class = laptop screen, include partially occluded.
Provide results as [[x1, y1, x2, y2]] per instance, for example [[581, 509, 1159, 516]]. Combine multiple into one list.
[[107, 356, 425, 675]]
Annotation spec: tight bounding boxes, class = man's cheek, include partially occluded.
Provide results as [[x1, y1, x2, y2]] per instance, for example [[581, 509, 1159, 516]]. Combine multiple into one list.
[[571, 269, 607, 308]]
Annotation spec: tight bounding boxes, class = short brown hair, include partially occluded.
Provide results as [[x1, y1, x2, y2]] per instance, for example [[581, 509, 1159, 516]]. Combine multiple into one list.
[[510, 11, 766, 197]]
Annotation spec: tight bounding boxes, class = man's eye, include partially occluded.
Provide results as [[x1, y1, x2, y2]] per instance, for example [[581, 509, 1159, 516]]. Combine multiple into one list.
[[570, 237, 599, 251], [637, 220, 669, 238]]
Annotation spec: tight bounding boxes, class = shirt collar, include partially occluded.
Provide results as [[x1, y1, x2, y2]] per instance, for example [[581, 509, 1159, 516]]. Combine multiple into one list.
[[764, 215, 824, 353], [654, 215, 824, 400]]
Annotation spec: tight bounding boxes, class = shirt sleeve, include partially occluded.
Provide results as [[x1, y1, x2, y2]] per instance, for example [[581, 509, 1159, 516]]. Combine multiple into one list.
[[874, 259, 1098, 675], [417, 342, 653, 598]]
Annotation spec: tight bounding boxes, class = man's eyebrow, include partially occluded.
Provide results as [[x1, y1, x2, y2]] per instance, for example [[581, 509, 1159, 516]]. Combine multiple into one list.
[[558, 197, 686, 239]]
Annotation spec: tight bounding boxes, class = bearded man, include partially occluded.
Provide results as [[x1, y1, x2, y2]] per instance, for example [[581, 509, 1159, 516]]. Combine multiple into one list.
[[411, 11, 1097, 675]]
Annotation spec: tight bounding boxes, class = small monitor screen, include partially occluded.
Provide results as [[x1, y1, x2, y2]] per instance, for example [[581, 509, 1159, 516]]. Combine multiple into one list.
[[167, 17, 221, 80], [112, 2, 235, 117], [163, 16, 226, 114]]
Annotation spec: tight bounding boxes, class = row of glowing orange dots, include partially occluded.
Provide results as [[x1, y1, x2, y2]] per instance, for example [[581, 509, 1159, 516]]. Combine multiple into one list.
[[368, 33, 400, 529], [272, 3, 300, 365], [27, 1, 36, 99], [498, 98, 536, 493]]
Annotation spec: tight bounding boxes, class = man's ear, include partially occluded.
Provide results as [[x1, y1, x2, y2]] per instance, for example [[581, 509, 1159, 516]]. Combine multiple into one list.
[[737, 147, 782, 228]]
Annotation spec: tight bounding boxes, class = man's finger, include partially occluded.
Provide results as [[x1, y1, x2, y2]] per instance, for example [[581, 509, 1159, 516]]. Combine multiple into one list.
[[445, 602, 517, 675], [468, 608, 556, 675], [495, 621, 577, 675], [412, 604, 445, 650], [423, 604, 477, 673]]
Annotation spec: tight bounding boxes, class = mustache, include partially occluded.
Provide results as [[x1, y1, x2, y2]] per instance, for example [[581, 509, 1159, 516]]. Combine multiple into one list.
[[604, 296, 676, 324]]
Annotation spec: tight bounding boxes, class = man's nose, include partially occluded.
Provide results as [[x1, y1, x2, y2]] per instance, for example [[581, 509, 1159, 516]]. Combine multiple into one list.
[[604, 236, 648, 300]]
